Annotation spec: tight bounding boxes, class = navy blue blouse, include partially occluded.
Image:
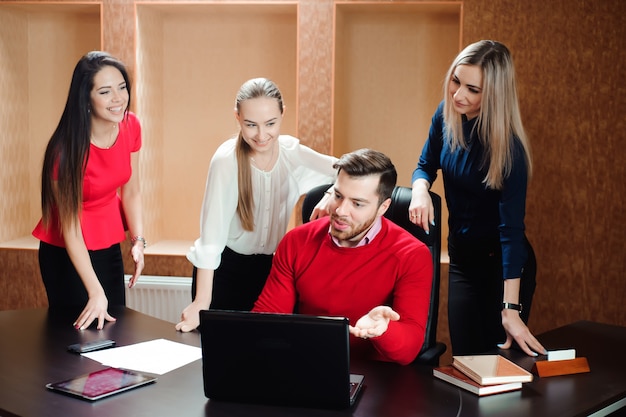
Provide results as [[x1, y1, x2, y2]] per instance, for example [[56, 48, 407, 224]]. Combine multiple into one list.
[[412, 101, 529, 279]]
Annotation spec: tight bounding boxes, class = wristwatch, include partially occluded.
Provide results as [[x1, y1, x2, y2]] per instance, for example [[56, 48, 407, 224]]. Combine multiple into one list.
[[502, 302, 522, 313]]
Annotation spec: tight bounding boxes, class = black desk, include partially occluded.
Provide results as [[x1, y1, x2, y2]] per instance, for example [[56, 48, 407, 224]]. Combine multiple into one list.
[[1, 307, 625, 417]]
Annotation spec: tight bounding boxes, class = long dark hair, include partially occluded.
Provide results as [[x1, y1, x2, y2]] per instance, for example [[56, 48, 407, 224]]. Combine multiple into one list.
[[41, 51, 131, 229]]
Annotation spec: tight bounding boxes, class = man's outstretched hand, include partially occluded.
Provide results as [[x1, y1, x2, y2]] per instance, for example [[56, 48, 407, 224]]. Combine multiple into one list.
[[349, 306, 400, 339]]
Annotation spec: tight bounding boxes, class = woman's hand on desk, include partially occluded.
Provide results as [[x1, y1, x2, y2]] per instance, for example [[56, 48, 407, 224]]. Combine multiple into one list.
[[175, 301, 204, 332], [73, 291, 116, 330], [499, 309, 547, 356], [349, 306, 400, 339]]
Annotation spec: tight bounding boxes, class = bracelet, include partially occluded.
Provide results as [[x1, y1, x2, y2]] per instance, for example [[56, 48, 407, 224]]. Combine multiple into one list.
[[131, 235, 147, 249], [502, 302, 522, 313]]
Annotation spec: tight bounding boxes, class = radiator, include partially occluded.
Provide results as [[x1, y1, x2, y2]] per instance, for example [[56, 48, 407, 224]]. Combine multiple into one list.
[[124, 275, 192, 324]]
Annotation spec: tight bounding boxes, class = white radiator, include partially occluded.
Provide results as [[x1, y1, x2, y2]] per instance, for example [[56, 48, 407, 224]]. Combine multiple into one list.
[[124, 275, 192, 324]]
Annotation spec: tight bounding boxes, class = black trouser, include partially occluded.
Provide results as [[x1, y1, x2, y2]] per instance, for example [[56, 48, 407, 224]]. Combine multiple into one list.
[[38, 241, 125, 310], [191, 246, 274, 311], [447, 236, 536, 355]]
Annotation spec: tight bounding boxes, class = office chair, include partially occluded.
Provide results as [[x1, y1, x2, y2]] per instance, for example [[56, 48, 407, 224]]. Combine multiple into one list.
[[301, 184, 446, 366]]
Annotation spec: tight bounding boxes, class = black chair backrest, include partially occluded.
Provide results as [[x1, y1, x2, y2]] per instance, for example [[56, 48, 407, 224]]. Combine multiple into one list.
[[386, 186, 441, 355], [301, 184, 442, 357]]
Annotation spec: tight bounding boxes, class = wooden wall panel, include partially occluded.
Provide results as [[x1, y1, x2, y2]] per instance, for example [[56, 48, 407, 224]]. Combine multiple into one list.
[[332, 3, 460, 246], [333, 3, 461, 188], [1, 1, 624, 359], [297, 0, 335, 153], [0, 248, 47, 310], [132, 3, 299, 240], [0, 7, 29, 244], [135, 5, 165, 242], [0, 4, 100, 242]]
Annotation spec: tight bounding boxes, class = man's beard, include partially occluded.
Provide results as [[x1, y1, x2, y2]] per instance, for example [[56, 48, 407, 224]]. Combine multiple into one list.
[[330, 213, 377, 243]]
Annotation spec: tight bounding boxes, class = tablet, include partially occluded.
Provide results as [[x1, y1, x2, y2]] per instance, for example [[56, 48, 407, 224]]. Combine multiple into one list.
[[46, 367, 156, 401]]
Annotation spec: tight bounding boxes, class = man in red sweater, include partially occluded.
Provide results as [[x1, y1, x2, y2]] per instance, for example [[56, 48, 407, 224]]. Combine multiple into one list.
[[253, 149, 433, 365]]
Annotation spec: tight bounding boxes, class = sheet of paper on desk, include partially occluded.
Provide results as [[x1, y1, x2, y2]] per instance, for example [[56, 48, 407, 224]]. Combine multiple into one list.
[[82, 338, 202, 375]]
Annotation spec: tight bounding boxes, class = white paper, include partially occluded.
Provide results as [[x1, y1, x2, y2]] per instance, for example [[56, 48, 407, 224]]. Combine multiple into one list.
[[82, 338, 202, 375], [547, 349, 576, 361]]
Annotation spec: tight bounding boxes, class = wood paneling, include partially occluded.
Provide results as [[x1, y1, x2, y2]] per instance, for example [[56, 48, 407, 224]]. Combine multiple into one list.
[[1, 1, 624, 362], [0, 248, 47, 310]]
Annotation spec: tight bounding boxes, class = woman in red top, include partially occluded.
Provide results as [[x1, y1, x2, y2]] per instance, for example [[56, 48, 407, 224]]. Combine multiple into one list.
[[32, 52, 145, 330]]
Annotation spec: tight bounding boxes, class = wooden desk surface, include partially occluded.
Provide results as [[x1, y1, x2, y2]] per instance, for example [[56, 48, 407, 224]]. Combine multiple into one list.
[[0, 308, 624, 417]]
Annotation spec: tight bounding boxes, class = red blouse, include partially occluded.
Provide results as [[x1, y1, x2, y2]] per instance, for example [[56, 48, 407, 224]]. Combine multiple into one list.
[[33, 112, 142, 250]]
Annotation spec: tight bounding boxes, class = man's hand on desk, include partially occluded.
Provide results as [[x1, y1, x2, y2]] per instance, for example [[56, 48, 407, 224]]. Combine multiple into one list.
[[349, 306, 400, 339]]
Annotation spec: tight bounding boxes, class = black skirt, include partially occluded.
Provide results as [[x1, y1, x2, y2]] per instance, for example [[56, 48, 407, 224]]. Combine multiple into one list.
[[191, 246, 273, 311]]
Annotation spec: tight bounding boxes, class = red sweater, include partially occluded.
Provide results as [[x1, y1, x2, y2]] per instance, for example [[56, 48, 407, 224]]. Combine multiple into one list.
[[253, 216, 433, 365]]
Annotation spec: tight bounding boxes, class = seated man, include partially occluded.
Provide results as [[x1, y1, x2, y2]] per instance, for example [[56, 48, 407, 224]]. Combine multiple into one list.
[[253, 148, 433, 365]]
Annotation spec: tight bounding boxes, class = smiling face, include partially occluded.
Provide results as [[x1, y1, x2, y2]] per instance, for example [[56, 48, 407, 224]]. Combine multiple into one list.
[[89, 65, 128, 125], [235, 97, 283, 156], [328, 170, 390, 247], [449, 64, 483, 119]]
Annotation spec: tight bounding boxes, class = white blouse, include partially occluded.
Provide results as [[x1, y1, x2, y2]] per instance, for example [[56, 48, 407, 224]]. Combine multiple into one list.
[[187, 135, 337, 270]]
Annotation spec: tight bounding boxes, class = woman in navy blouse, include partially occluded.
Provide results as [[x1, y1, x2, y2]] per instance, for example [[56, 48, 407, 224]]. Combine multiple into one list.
[[409, 40, 547, 357]]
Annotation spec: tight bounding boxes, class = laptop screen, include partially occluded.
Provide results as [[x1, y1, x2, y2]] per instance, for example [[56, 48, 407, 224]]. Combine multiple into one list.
[[199, 310, 363, 409]]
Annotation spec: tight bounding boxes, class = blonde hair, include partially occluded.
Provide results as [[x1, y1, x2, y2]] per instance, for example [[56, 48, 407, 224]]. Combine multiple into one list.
[[234, 78, 284, 231], [443, 40, 532, 190]]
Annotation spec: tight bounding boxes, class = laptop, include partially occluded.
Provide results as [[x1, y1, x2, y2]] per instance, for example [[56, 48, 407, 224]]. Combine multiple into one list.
[[199, 309, 365, 409]]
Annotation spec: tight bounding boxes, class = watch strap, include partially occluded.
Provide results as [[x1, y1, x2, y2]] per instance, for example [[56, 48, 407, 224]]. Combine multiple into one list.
[[502, 302, 523, 313]]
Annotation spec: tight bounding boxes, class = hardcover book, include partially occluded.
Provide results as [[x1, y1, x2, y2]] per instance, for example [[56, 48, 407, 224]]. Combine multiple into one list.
[[452, 354, 533, 385], [433, 365, 522, 396]]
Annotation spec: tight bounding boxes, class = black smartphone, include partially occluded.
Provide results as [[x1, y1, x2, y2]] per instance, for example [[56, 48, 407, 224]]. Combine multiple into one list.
[[67, 339, 116, 353]]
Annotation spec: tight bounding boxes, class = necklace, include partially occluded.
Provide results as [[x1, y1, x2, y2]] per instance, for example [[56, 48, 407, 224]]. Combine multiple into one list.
[[250, 143, 277, 172], [90, 123, 118, 149]]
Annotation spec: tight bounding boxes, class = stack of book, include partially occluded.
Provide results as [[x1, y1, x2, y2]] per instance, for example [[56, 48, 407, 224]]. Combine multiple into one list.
[[433, 355, 533, 396]]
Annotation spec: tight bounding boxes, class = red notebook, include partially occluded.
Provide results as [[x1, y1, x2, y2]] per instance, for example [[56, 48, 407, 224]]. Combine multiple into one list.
[[434, 365, 522, 396]]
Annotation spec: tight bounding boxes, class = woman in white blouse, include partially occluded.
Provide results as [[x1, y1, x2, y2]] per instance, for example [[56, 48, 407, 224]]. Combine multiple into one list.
[[176, 78, 337, 332]]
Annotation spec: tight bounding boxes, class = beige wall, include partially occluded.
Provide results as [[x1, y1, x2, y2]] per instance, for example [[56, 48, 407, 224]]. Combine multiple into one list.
[[0, 3, 101, 242], [0, 1, 459, 245], [142, 4, 298, 240]]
